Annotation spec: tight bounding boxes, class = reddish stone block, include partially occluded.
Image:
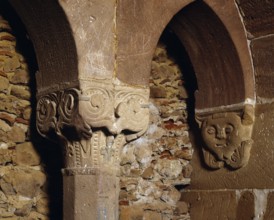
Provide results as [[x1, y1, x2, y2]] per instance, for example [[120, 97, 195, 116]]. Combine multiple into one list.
[[236, 191, 255, 220], [181, 190, 237, 220]]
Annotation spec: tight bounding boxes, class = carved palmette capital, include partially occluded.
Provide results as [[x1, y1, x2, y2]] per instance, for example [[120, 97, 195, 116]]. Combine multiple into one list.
[[36, 80, 150, 169], [196, 105, 255, 170], [36, 89, 92, 141], [78, 81, 150, 141]]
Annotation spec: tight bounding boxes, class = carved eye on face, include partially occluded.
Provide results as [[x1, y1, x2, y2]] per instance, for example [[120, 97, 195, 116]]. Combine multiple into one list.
[[225, 125, 233, 134], [206, 126, 216, 135]]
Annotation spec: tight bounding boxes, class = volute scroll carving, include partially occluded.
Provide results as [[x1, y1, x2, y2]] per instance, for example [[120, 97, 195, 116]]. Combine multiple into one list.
[[196, 105, 255, 170], [36, 80, 150, 170], [36, 89, 92, 141]]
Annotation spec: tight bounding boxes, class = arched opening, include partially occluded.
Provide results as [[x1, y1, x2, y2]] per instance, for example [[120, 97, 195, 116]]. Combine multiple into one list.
[[119, 1, 255, 219], [156, 1, 255, 110], [0, 1, 78, 218], [9, 0, 79, 94]]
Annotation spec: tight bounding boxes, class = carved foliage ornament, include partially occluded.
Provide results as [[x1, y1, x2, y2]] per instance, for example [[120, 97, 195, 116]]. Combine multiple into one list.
[[78, 84, 149, 141], [196, 105, 254, 170], [36, 83, 149, 169], [36, 89, 92, 141]]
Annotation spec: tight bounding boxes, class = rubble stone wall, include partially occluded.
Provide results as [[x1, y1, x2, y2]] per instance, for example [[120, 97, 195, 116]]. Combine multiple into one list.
[[119, 42, 192, 219], [0, 16, 49, 220]]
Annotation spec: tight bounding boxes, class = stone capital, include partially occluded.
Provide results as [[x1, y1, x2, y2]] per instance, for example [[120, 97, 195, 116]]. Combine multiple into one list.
[[196, 104, 255, 170], [36, 79, 150, 169]]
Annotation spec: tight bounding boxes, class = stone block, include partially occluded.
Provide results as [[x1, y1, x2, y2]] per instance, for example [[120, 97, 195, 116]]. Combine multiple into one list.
[[174, 201, 188, 215], [0, 119, 11, 132], [0, 149, 12, 165], [7, 125, 25, 143], [120, 205, 143, 220], [3, 169, 46, 198], [10, 69, 29, 84], [150, 86, 167, 98], [251, 35, 274, 98], [0, 94, 30, 115], [0, 112, 16, 125], [10, 85, 31, 100], [36, 197, 49, 215], [155, 159, 182, 180], [236, 0, 274, 38], [63, 171, 119, 220], [263, 192, 274, 219], [13, 142, 40, 166], [22, 107, 31, 120], [3, 56, 20, 72], [181, 190, 237, 220], [236, 191, 255, 220], [144, 210, 162, 220], [0, 75, 9, 91], [28, 211, 49, 220]]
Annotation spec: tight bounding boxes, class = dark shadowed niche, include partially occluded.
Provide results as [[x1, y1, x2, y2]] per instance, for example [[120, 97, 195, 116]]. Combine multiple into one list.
[[167, 1, 247, 109], [1, 1, 64, 219], [9, 0, 79, 93]]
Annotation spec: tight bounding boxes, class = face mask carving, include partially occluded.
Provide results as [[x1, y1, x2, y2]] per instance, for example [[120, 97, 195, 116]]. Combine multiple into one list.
[[197, 106, 254, 170]]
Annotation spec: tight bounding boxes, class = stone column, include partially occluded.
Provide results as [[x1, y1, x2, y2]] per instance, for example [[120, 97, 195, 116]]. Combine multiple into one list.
[[36, 80, 150, 219]]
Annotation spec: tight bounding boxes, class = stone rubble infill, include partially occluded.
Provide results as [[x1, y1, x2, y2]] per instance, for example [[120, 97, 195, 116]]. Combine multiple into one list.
[[119, 43, 192, 219], [0, 17, 49, 219]]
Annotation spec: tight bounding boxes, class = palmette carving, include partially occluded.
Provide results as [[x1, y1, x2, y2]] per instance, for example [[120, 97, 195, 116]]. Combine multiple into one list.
[[36, 89, 92, 140], [196, 105, 254, 170], [36, 94, 58, 138], [36, 81, 149, 169]]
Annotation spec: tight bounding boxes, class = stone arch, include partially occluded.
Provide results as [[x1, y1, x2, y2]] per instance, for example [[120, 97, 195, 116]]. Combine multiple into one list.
[[117, 0, 255, 110], [168, 1, 255, 110], [8, 0, 79, 95]]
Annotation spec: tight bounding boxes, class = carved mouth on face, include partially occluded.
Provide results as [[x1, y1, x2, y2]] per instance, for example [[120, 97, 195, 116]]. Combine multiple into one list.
[[215, 144, 227, 148]]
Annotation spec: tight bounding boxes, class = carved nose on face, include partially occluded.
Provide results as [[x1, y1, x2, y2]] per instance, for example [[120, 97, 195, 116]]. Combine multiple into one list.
[[216, 129, 226, 139]]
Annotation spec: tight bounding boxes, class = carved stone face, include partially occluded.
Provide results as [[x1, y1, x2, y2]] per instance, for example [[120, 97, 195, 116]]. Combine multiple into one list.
[[201, 113, 242, 161]]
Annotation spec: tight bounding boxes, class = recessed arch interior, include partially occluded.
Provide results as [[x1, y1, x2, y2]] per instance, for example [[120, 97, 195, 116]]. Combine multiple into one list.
[[8, 0, 79, 94], [0, 2, 64, 219], [169, 1, 246, 109]]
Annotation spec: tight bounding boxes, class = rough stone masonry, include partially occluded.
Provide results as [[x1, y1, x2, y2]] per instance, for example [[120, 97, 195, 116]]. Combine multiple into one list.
[[0, 16, 49, 220]]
